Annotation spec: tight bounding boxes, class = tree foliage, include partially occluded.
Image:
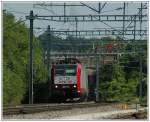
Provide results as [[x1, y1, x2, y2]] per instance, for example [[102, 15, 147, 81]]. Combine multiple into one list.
[[99, 43, 147, 103], [3, 11, 47, 105]]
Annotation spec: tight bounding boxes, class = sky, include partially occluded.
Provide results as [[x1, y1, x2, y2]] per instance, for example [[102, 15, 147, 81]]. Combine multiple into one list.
[[2, 1, 148, 39]]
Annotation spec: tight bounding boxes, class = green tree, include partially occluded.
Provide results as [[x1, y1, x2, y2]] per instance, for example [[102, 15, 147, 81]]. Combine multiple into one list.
[[3, 11, 47, 105], [107, 64, 126, 102]]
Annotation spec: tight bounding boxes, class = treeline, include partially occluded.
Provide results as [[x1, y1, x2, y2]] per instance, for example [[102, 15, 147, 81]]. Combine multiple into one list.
[[99, 50, 147, 104], [3, 11, 48, 105]]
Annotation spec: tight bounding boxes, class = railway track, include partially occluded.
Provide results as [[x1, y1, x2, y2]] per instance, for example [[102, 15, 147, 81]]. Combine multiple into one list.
[[3, 102, 146, 116], [3, 102, 106, 115]]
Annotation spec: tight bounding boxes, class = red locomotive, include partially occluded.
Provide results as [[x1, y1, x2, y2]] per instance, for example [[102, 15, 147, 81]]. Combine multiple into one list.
[[50, 59, 89, 102]]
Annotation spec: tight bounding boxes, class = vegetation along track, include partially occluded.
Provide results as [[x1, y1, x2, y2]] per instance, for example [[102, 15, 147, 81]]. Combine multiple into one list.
[[3, 102, 127, 115]]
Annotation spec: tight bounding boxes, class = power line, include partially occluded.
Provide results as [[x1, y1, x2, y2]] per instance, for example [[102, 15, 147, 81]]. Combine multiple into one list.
[[124, 3, 147, 31], [34, 14, 147, 22], [33, 5, 56, 15], [34, 2, 84, 6]]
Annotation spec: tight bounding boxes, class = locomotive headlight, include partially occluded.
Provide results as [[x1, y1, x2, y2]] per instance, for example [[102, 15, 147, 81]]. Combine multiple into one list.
[[55, 85, 58, 88], [73, 85, 76, 88]]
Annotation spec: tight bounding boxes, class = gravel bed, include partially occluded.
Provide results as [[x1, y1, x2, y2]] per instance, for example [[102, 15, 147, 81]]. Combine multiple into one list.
[[3, 105, 122, 120], [55, 109, 147, 120]]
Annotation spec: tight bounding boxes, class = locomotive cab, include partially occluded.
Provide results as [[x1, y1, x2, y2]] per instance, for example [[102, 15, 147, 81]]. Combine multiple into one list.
[[51, 63, 88, 101]]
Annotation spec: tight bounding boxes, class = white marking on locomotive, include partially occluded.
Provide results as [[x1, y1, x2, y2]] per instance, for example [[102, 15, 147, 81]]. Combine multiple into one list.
[[54, 76, 76, 84]]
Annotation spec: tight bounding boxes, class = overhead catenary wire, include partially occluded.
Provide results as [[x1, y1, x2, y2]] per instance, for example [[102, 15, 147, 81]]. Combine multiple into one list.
[[92, 16, 131, 40], [124, 3, 147, 31], [33, 5, 57, 15], [24, 2, 147, 40]]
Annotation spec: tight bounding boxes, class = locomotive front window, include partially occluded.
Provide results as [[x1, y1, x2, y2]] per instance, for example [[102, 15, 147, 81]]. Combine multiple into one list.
[[55, 64, 77, 76], [55, 69, 64, 76], [65, 69, 76, 76]]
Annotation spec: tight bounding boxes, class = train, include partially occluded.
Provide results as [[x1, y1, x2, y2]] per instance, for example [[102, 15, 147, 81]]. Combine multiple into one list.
[[50, 59, 96, 102]]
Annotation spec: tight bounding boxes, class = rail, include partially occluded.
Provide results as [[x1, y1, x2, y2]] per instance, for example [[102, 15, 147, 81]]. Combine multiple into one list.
[[3, 102, 100, 115], [3, 102, 135, 115]]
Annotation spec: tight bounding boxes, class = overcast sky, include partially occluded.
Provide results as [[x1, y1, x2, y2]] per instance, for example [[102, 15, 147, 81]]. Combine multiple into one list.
[[2, 1, 148, 39]]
